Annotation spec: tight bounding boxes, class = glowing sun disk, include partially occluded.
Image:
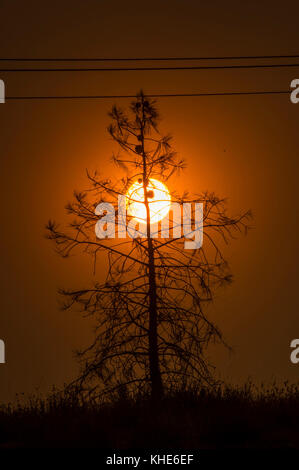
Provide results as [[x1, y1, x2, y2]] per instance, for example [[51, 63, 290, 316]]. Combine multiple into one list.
[[126, 178, 171, 224]]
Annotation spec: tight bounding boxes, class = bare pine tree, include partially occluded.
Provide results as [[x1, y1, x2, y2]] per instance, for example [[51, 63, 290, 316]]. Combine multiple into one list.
[[46, 91, 251, 402]]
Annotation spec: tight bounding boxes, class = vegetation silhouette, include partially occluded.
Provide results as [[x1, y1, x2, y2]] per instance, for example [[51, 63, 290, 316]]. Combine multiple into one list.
[[2, 92, 298, 450], [46, 91, 251, 403], [1, 382, 299, 448]]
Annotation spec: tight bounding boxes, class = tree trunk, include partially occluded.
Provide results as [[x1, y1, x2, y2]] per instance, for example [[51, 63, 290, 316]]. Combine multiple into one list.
[[147, 236, 163, 401], [140, 97, 164, 402]]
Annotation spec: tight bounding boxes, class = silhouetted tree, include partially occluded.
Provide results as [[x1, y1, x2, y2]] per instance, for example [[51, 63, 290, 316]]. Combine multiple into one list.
[[46, 91, 251, 402]]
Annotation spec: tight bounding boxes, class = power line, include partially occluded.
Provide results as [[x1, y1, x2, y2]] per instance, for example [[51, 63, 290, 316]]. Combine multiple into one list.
[[1, 64, 299, 73], [5, 90, 290, 100], [1, 63, 299, 73], [1, 54, 299, 62]]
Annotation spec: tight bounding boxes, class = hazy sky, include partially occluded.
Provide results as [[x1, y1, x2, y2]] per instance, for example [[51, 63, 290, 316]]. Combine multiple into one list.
[[0, 0, 298, 402]]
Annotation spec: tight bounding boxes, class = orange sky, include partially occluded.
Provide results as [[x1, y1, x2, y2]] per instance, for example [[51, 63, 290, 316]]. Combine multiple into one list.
[[0, 0, 298, 402]]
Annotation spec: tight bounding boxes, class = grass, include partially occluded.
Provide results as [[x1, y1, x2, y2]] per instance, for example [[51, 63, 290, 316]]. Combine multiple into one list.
[[0, 381, 298, 448]]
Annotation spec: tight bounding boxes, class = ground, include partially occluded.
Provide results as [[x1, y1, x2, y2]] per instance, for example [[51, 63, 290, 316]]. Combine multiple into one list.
[[0, 382, 298, 448]]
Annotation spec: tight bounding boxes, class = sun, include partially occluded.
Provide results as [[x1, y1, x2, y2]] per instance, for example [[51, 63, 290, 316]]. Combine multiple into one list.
[[126, 178, 171, 224]]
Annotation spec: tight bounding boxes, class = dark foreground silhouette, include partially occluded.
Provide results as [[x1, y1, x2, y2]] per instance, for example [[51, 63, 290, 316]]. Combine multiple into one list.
[[0, 382, 298, 448]]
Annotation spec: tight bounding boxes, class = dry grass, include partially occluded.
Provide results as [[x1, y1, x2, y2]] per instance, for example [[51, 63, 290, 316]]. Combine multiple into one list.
[[0, 381, 298, 448]]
